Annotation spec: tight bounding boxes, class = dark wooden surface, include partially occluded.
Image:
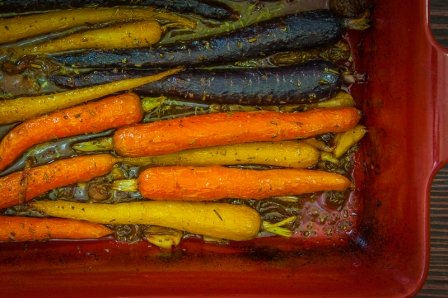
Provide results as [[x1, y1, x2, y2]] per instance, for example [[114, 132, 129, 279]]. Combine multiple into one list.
[[418, 0, 448, 296]]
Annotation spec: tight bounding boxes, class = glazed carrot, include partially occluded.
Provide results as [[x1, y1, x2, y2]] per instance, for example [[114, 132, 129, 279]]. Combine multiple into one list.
[[333, 125, 367, 158], [0, 154, 117, 209], [118, 141, 320, 169], [113, 166, 352, 201], [0, 7, 194, 44], [0, 216, 112, 241], [0, 67, 182, 125], [113, 108, 361, 157], [7, 21, 162, 56], [0, 93, 142, 172], [32, 201, 261, 241]]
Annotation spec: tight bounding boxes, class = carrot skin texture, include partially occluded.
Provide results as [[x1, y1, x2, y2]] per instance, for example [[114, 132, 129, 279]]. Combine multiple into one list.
[[113, 108, 361, 157], [32, 201, 261, 241], [0, 216, 112, 241], [0, 154, 117, 209], [138, 166, 352, 200], [0, 93, 142, 172]]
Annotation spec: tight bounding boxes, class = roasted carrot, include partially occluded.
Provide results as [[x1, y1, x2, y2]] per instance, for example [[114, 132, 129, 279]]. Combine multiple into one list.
[[0, 67, 182, 125], [0, 216, 112, 241], [113, 166, 352, 201], [0, 7, 194, 44], [0, 93, 142, 172], [5, 21, 162, 56], [0, 154, 117, 209], [113, 108, 361, 157], [333, 125, 367, 158], [117, 141, 320, 169], [32, 200, 261, 241]]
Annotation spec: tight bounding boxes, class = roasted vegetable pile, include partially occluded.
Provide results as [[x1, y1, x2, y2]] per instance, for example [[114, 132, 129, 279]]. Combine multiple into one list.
[[0, 0, 369, 250]]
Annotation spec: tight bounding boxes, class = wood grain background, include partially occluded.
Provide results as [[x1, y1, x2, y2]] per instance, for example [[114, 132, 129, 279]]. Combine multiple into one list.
[[418, 0, 448, 296]]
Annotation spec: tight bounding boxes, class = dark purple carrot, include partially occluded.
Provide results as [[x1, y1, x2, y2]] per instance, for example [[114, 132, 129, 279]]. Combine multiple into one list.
[[50, 61, 341, 105], [51, 10, 369, 68]]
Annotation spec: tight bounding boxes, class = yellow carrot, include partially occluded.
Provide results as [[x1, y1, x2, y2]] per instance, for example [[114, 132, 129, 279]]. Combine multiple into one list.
[[7, 21, 162, 56], [32, 200, 262, 241], [0, 7, 194, 44], [116, 141, 319, 168], [333, 125, 367, 158]]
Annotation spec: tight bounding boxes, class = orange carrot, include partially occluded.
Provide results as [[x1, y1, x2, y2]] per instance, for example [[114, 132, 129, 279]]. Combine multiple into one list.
[[0, 154, 117, 209], [0, 216, 112, 241], [113, 107, 361, 157], [128, 166, 352, 201], [0, 93, 142, 172]]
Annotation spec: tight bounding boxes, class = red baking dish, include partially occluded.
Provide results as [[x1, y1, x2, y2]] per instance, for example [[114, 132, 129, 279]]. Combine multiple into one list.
[[0, 0, 447, 296]]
